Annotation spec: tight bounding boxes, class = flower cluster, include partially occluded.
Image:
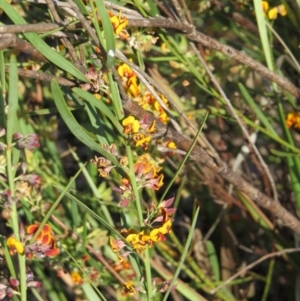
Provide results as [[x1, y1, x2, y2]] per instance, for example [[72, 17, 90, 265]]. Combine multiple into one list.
[[91, 145, 164, 207], [7, 224, 60, 259], [108, 11, 129, 38], [3, 224, 59, 300], [80, 65, 105, 93], [0, 271, 41, 300], [286, 112, 300, 130], [89, 10, 128, 38], [110, 197, 175, 255], [70, 271, 83, 285], [261, 1, 287, 20], [109, 198, 175, 295], [122, 115, 157, 149], [90, 143, 128, 178], [13, 133, 40, 151], [117, 62, 170, 124], [117, 153, 164, 206]]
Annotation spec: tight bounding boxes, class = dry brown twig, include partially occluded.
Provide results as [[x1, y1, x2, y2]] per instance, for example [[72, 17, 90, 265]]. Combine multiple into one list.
[[211, 248, 300, 294], [120, 95, 300, 234], [127, 18, 300, 98]]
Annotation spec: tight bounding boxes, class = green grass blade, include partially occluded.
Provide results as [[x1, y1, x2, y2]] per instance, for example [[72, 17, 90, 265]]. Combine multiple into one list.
[[31, 164, 85, 241], [238, 83, 276, 136], [160, 112, 209, 202], [51, 80, 118, 164], [162, 207, 200, 301], [82, 283, 103, 301], [6, 55, 18, 146], [54, 187, 123, 239], [253, 0, 274, 71], [93, 0, 115, 68], [261, 258, 275, 301], [0, 51, 5, 128], [72, 87, 123, 134], [206, 240, 220, 281]]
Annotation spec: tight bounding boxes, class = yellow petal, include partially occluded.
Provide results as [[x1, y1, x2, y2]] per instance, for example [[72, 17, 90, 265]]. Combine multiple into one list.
[[122, 116, 135, 126], [15, 241, 24, 254], [7, 237, 16, 247], [261, 1, 269, 12], [268, 7, 278, 20], [277, 4, 287, 16]]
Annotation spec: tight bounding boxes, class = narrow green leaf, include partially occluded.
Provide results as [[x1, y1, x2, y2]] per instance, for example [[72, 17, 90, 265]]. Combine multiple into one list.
[[108, 71, 124, 120], [238, 83, 277, 136], [31, 165, 85, 242], [54, 187, 122, 239], [93, 0, 115, 68], [82, 283, 103, 301], [6, 55, 18, 146], [72, 87, 123, 134], [270, 149, 298, 157], [51, 80, 118, 165], [0, 0, 87, 82], [253, 0, 274, 71], [206, 240, 220, 281], [73, 0, 89, 15], [0, 51, 5, 128], [162, 207, 200, 301]]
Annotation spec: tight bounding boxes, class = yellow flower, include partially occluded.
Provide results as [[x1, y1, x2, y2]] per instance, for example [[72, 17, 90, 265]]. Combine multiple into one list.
[[268, 7, 278, 20], [267, 4, 287, 20], [261, 1, 269, 12], [117, 63, 135, 78], [167, 141, 177, 149], [122, 282, 136, 296], [147, 121, 156, 133], [133, 134, 151, 147], [125, 230, 148, 253], [286, 112, 300, 129], [71, 271, 83, 285], [122, 116, 140, 134], [7, 237, 24, 255], [109, 12, 128, 35], [159, 111, 170, 124], [127, 76, 140, 97], [277, 4, 287, 16]]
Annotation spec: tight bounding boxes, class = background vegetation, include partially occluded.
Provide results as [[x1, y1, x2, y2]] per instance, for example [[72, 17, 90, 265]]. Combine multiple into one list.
[[0, 0, 300, 300]]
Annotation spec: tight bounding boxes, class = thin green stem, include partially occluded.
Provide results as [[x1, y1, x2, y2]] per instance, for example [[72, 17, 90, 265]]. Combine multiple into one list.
[[125, 142, 152, 300]]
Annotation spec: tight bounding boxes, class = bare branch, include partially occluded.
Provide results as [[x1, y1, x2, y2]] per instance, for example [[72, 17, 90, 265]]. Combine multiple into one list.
[[4, 66, 76, 87], [122, 98, 300, 234], [211, 248, 300, 294], [127, 17, 300, 98]]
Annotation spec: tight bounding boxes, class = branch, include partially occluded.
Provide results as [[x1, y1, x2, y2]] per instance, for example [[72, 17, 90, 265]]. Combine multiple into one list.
[[127, 17, 300, 99], [121, 97, 300, 234], [4, 66, 76, 87], [211, 247, 300, 294]]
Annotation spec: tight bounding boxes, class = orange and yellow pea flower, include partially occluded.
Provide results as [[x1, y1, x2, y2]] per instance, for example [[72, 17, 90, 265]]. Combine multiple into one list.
[[261, 1, 287, 20], [134, 153, 162, 175], [286, 112, 300, 129], [133, 133, 151, 148], [71, 271, 83, 285], [122, 281, 136, 296], [7, 237, 24, 255], [127, 76, 140, 98], [108, 11, 128, 35], [166, 141, 177, 149], [122, 116, 140, 134], [27, 223, 60, 257], [122, 219, 172, 252], [117, 63, 136, 79]]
